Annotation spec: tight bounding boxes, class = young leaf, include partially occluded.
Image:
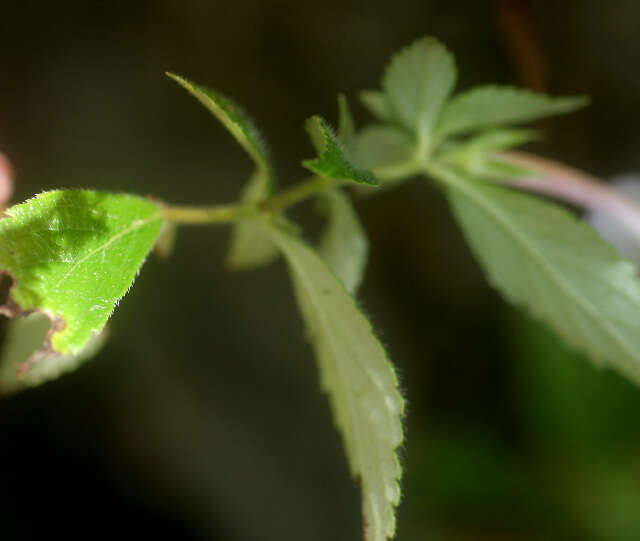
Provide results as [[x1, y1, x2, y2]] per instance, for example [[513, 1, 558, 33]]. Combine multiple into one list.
[[0, 313, 106, 394], [337, 94, 356, 152], [0, 190, 163, 361], [261, 220, 404, 541], [166, 72, 272, 179], [318, 188, 368, 294], [226, 172, 279, 269], [354, 125, 418, 182], [359, 90, 393, 123], [382, 36, 456, 139], [303, 116, 379, 185], [435, 85, 588, 139], [429, 163, 640, 385]]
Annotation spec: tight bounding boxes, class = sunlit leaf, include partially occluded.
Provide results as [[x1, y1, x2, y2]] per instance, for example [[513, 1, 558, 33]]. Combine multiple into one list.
[[262, 220, 404, 541], [317, 188, 368, 294], [435, 85, 588, 139], [431, 164, 640, 385], [0, 190, 163, 362], [382, 36, 456, 139], [303, 116, 378, 185]]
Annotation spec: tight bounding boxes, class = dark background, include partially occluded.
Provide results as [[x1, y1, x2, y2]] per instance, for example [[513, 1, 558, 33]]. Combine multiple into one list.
[[2, 1, 640, 540]]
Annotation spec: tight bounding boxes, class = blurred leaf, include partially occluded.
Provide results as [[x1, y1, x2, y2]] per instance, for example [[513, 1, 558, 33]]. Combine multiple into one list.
[[382, 36, 456, 139], [226, 172, 279, 270], [359, 90, 393, 123], [317, 188, 368, 294], [303, 116, 378, 185], [262, 220, 404, 541], [435, 85, 588, 139], [337, 94, 356, 151], [0, 190, 163, 360], [354, 125, 417, 182], [167, 72, 272, 179], [0, 313, 107, 394], [431, 164, 640, 386]]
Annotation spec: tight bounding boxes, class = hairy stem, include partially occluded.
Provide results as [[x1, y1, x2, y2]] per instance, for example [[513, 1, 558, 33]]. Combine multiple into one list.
[[162, 175, 336, 225]]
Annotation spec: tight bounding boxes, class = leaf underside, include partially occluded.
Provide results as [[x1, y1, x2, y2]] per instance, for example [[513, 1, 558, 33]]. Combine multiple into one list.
[[0, 190, 163, 358], [441, 166, 640, 385], [262, 220, 404, 541]]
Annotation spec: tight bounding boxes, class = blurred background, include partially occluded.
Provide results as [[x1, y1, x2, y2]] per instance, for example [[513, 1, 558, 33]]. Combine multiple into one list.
[[2, 1, 640, 539]]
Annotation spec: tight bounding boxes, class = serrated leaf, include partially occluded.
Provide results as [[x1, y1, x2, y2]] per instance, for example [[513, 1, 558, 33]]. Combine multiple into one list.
[[226, 172, 279, 270], [0, 312, 107, 394], [318, 189, 368, 294], [431, 163, 640, 385], [0, 190, 163, 361], [359, 90, 393, 123], [435, 85, 588, 138], [303, 116, 379, 186], [382, 36, 456, 139], [354, 124, 418, 182], [337, 94, 356, 151], [167, 72, 272, 178], [261, 220, 404, 541]]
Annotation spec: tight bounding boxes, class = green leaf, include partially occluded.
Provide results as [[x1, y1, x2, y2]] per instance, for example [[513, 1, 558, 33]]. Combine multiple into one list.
[[441, 128, 538, 179], [430, 163, 640, 385], [0, 313, 106, 394], [0, 190, 163, 359], [354, 124, 418, 182], [359, 90, 393, 123], [317, 189, 368, 294], [382, 36, 456, 139], [303, 116, 379, 186], [435, 85, 588, 138], [337, 94, 356, 151], [167, 72, 272, 179], [261, 220, 404, 541], [226, 172, 279, 270]]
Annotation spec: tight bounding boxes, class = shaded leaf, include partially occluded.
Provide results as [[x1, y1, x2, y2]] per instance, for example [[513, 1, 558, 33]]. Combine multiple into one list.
[[436, 85, 588, 138], [431, 163, 640, 385], [337, 94, 356, 151], [226, 172, 279, 270], [0, 190, 163, 360], [318, 188, 368, 294], [382, 36, 456, 138], [0, 313, 106, 394], [167, 72, 272, 178], [303, 116, 378, 185], [261, 220, 404, 541]]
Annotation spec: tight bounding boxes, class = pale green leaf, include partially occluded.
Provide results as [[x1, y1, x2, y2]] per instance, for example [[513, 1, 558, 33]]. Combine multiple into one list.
[[226, 172, 279, 270], [431, 163, 640, 384], [303, 116, 379, 185], [382, 36, 456, 138], [359, 90, 393, 123], [0, 190, 163, 358], [354, 124, 418, 182], [337, 94, 356, 151], [318, 189, 368, 294], [435, 85, 588, 138], [0, 312, 106, 394], [167, 72, 272, 178], [261, 220, 404, 541]]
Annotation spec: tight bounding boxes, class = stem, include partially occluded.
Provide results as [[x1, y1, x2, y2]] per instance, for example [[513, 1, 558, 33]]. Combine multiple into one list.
[[497, 150, 640, 240], [259, 176, 336, 212], [162, 203, 243, 225], [162, 175, 336, 225]]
